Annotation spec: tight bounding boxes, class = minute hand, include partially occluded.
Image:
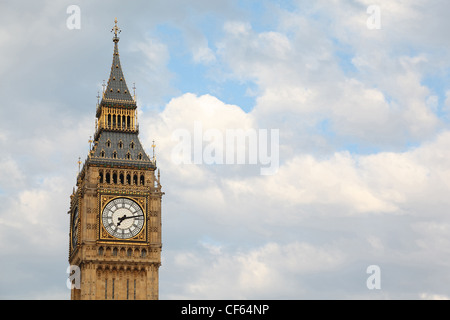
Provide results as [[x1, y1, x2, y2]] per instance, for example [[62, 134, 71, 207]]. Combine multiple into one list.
[[117, 214, 144, 226]]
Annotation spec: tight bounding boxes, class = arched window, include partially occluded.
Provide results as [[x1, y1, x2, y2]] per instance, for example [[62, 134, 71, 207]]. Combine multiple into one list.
[[113, 151, 117, 159], [130, 141, 135, 149], [98, 247, 104, 256], [126, 152, 131, 160], [133, 174, 138, 185], [99, 171, 104, 183], [101, 150, 105, 158], [108, 114, 111, 128], [126, 174, 131, 184], [112, 172, 117, 184], [119, 173, 124, 184], [141, 249, 147, 258], [140, 174, 145, 186], [118, 140, 123, 149], [106, 172, 111, 183]]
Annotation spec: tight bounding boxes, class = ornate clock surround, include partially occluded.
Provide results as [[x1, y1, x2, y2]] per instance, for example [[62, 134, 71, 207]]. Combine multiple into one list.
[[98, 195, 148, 243]]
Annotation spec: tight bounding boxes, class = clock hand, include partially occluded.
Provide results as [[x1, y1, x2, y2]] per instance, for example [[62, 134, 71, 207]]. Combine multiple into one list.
[[117, 214, 127, 226], [120, 214, 144, 220], [117, 214, 144, 226]]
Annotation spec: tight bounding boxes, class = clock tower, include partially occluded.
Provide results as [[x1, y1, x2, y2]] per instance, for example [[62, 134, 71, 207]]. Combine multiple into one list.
[[68, 19, 163, 300]]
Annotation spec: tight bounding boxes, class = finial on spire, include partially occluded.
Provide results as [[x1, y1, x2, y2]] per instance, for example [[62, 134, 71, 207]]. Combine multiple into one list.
[[111, 17, 121, 42], [151, 140, 156, 160], [78, 157, 82, 173]]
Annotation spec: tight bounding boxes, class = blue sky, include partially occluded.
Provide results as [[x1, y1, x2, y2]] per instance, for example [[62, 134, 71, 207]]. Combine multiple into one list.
[[1, 0, 450, 300], [152, 14, 260, 112]]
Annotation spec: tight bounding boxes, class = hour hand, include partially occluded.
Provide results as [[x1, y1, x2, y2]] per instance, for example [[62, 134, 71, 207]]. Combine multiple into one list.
[[117, 214, 127, 226]]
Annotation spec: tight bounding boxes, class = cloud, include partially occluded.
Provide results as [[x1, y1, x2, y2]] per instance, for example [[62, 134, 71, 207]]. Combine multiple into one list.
[[0, 175, 69, 253], [420, 293, 450, 300], [166, 241, 345, 299], [1, 0, 450, 300], [0, 157, 25, 192], [141, 92, 257, 172], [213, 1, 445, 152], [129, 37, 176, 106], [192, 45, 216, 64], [142, 90, 450, 299]]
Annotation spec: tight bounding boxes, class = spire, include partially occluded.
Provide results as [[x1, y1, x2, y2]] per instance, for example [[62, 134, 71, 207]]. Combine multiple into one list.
[[102, 18, 134, 103]]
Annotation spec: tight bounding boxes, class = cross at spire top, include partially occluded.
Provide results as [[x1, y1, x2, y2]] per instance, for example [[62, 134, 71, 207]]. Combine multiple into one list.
[[111, 17, 121, 43]]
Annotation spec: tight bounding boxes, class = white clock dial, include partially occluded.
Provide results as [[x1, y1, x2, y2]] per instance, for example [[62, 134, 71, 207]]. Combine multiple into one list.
[[102, 198, 145, 239], [71, 207, 79, 248]]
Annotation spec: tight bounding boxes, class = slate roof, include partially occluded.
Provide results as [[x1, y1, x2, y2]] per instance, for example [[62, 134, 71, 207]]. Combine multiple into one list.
[[83, 22, 155, 171], [88, 130, 154, 170], [93, 131, 151, 161], [101, 33, 134, 103]]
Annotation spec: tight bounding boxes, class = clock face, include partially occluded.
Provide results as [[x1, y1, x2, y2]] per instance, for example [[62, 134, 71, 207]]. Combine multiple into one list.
[[71, 207, 79, 248], [102, 198, 145, 239]]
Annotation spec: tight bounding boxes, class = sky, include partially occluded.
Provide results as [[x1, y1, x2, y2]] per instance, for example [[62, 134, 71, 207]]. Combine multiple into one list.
[[1, 0, 450, 300]]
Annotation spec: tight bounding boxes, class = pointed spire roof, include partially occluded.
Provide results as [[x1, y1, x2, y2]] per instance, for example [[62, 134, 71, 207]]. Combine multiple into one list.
[[102, 18, 134, 104]]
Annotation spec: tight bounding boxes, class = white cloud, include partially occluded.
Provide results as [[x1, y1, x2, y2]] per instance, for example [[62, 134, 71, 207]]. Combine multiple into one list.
[[215, 2, 444, 151], [167, 241, 345, 299], [222, 129, 450, 219], [0, 157, 25, 191], [130, 37, 175, 104], [192, 45, 216, 64], [0, 176, 69, 252], [141, 87, 450, 299], [444, 91, 450, 116], [141, 92, 257, 174], [420, 293, 450, 300], [2, 0, 450, 300]]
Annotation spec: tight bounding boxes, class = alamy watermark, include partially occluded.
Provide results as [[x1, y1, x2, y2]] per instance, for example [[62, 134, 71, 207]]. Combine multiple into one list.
[[67, 265, 81, 290], [66, 5, 81, 30], [171, 121, 279, 175], [366, 265, 381, 290], [366, 5, 381, 30]]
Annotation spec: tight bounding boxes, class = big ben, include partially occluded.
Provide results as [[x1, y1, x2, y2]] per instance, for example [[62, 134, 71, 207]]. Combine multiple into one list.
[[68, 19, 163, 300]]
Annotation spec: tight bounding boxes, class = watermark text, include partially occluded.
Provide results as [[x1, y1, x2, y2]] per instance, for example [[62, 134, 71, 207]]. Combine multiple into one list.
[[66, 5, 81, 30], [171, 121, 279, 175]]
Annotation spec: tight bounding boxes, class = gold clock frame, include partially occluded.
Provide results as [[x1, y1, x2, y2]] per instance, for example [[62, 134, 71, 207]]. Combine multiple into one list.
[[98, 195, 147, 243]]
